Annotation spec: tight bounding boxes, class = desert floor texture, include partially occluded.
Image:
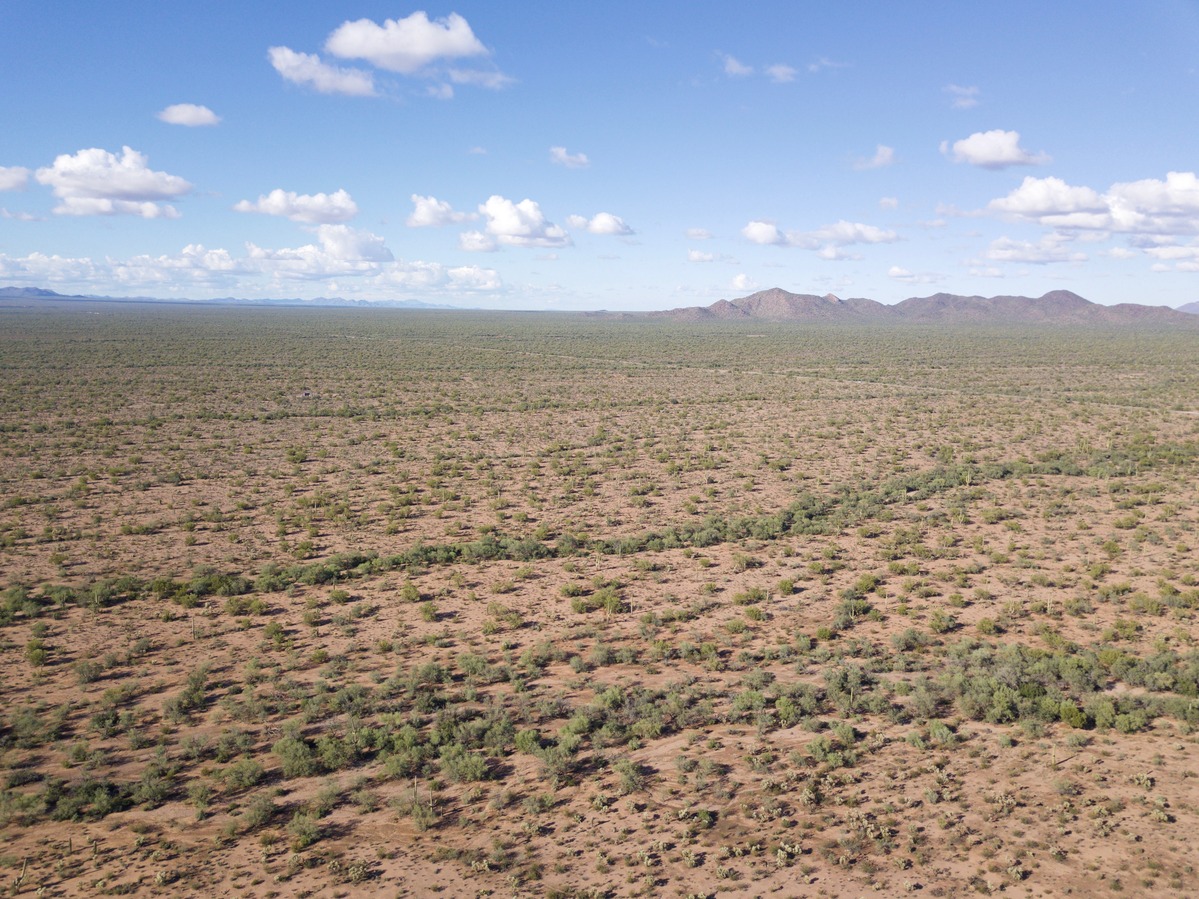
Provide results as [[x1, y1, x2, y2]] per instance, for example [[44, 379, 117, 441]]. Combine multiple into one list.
[[2, 302, 1198, 897]]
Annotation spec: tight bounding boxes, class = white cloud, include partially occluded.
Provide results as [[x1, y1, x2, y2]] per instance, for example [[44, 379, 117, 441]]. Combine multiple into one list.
[[0, 237, 503, 296], [248, 224, 394, 278], [888, 266, 942, 284], [742, 220, 784, 245], [446, 265, 502, 290], [268, 46, 376, 97], [472, 195, 571, 249], [766, 64, 797, 83], [720, 53, 753, 76], [1113, 171, 1199, 220], [879, 196, 899, 209], [426, 83, 454, 100], [550, 146, 589, 169], [686, 227, 713, 240], [447, 68, 513, 90], [458, 230, 497, 252], [941, 130, 1050, 169], [308, 224, 392, 262], [855, 145, 894, 170], [988, 176, 1107, 226], [688, 250, 715, 263], [112, 244, 244, 287], [0, 251, 100, 284], [233, 188, 358, 224], [566, 212, 633, 235], [944, 84, 980, 109], [732, 273, 757, 291], [0, 166, 30, 191], [325, 12, 487, 74], [743, 218, 899, 256], [969, 265, 1004, 278], [806, 220, 899, 246], [157, 103, 220, 126], [989, 171, 1199, 234], [245, 226, 505, 291], [984, 234, 1087, 265], [1141, 240, 1199, 272], [35, 146, 191, 218], [1, 208, 39, 221], [407, 194, 475, 227]]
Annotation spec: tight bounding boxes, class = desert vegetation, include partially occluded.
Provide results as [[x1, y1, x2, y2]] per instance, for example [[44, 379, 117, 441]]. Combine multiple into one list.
[[1, 301, 1198, 896]]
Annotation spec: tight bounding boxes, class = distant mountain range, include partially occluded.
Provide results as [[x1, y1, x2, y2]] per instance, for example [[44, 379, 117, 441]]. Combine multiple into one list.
[[653, 288, 1199, 326], [3, 285, 1198, 324], [0, 286, 456, 310]]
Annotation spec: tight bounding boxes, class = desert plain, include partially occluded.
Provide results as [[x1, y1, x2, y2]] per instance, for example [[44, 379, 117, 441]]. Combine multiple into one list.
[[2, 300, 1199, 897]]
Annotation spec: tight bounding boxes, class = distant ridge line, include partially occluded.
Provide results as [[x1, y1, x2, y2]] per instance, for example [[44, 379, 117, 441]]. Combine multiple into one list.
[[2, 284, 1198, 323], [651, 287, 1198, 326]]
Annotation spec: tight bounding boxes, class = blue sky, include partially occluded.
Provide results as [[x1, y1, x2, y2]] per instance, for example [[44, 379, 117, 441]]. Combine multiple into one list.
[[2, 1, 1199, 309]]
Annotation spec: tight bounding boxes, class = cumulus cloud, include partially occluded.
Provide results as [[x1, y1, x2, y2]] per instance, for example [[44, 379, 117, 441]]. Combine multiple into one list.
[[720, 53, 753, 76], [0, 166, 30, 191], [458, 231, 496, 252], [111, 245, 244, 288], [855, 144, 894, 170], [944, 84, 980, 109], [406, 194, 475, 227], [445, 264, 502, 290], [766, 64, 797, 83], [742, 221, 784, 245], [0, 251, 100, 285], [466, 195, 571, 250], [566, 212, 633, 236], [157, 103, 220, 126], [248, 225, 393, 278], [989, 171, 1199, 234], [268, 46, 376, 96], [325, 12, 486, 74], [941, 130, 1050, 169], [744, 219, 899, 253], [879, 196, 899, 210], [312, 12, 508, 94], [732, 273, 758, 291], [984, 234, 1087, 265], [0, 230, 503, 296], [35, 146, 191, 218], [550, 146, 589, 169], [233, 188, 358, 224], [811, 221, 899, 245], [1143, 241, 1199, 272], [688, 249, 715, 263]]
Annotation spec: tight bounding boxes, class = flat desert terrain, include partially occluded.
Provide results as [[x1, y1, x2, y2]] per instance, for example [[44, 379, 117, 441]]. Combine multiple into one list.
[[2, 302, 1198, 897]]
